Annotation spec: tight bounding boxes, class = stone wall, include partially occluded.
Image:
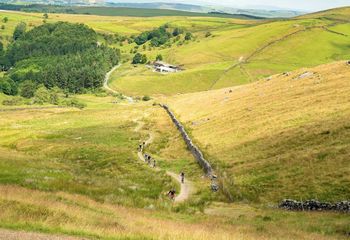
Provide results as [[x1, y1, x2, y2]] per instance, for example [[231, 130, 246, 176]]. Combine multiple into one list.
[[279, 199, 350, 213], [161, 104, 213, 176]]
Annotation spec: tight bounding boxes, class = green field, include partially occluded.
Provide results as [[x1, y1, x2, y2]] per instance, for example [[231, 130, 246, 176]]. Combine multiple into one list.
[[106, 8, 350, 96]]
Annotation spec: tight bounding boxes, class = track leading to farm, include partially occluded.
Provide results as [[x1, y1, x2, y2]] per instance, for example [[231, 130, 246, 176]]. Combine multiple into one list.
[[105, 64, 194, 202]]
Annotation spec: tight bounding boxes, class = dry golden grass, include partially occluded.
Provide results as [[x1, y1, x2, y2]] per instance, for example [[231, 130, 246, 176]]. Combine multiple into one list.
[[1, 185, 345, 240], [165, 61, 350, 202]]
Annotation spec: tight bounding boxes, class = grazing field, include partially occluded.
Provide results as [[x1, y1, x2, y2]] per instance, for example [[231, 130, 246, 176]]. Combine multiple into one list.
[[166, 61, 350, 203], [108, 7, 350, 96]]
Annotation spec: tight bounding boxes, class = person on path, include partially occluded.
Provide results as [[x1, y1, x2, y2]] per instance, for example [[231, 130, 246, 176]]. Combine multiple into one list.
[[147, 155, 151, 165], [180, 172, 185, 184], [139, 144, 143, 152], [168, 189, 176, 201], [152, 159, 156, 168]]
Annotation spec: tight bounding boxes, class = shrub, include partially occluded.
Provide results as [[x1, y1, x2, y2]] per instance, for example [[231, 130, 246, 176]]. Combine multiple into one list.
[[173, 28, 183, 37], [33, 84, 50, 104], [49, 86, 61, 105], [2, 96, 23, 106], [205, 32, 212, 38], [19, 80, 36, 98], [63, 98, 86, 109], [185, 32, 193, 41], [0, 77, 17, 95], [132, 53, 147, 64], [142, 95, 151, 101], [156, 54, 163, 61]]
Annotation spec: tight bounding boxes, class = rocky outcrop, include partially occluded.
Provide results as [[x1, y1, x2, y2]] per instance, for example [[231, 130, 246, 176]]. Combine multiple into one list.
[[279, 199, 350, 213], [161, 104, 213, 176]]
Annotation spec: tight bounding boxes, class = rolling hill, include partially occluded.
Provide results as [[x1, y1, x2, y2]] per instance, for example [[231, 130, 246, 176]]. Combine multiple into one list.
[[109, 7, 350, 96], [165, 61, 350, 203]]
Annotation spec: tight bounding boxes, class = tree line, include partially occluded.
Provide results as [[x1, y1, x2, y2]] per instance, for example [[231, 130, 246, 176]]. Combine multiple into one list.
[[0, 22, 120, 96]]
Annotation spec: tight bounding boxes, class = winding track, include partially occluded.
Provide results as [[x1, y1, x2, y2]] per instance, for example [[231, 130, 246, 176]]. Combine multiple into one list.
[[104, 66, 193, 202], [133, 117, 193, 203], [103, 64, 134, 103]]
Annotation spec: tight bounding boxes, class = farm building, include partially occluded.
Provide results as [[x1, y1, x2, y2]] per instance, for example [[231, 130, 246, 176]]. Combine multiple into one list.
[[152, 61, 182, 73]]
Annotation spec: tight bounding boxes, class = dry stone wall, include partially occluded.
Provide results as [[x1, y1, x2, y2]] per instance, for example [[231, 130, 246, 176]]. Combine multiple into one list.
[[279, 199, 350, 213], [161, 104, 213, 176]]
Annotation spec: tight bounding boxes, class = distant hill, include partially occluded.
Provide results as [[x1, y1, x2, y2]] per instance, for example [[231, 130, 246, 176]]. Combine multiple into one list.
[[2, 0, 305, 18], [0, 3, 263, 19], [297, 6, 350, 20], [105, 2, 305, 18]]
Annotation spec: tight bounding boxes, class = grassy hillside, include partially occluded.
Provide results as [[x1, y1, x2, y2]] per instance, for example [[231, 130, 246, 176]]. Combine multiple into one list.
[[109, 7, 350, 96], [0, 98, 180, 208], [0, 95, 349, 240], [166, 61, 350, 203]]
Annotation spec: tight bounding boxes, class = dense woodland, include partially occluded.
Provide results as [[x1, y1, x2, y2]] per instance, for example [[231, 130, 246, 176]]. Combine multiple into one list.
[[0, 22, 120, 96]]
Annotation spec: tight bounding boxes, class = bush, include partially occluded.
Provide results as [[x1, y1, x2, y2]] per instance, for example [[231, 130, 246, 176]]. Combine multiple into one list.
[[185, 32, 193, 41], [132, 53, 147, 64], [0, 77, 17, 95], [49, 86, 61, 105], [142, 95, 151, 101], [33, 84, 50, 104], [156, 54, 163, 61], [63, 98, 86, 109], [173, 28, 183, 37], [2, 96, 23, 106], [19, 80, 36, 98], [205, 32, 212, 38]]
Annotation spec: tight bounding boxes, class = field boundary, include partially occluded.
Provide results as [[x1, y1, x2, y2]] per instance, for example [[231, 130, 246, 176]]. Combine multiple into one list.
[[160, 104, 213, 176]]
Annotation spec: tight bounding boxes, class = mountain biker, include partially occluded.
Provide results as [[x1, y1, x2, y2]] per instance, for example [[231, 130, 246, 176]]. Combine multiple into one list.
[[168, 189, 176, 201], [180, 172, 185, 184]]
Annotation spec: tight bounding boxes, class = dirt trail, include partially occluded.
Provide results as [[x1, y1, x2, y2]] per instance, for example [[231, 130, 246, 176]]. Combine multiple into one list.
[[0, 229, 85, 240], [103, 64, 134, 103], [133, 117, 193, 203]]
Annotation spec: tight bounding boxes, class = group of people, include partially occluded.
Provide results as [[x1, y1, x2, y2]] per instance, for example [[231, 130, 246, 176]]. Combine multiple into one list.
[[167, 172, 185, 201], [144, 153, 156, 168], [138, 141, 186, 201], [139, 142, 156, 168]]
